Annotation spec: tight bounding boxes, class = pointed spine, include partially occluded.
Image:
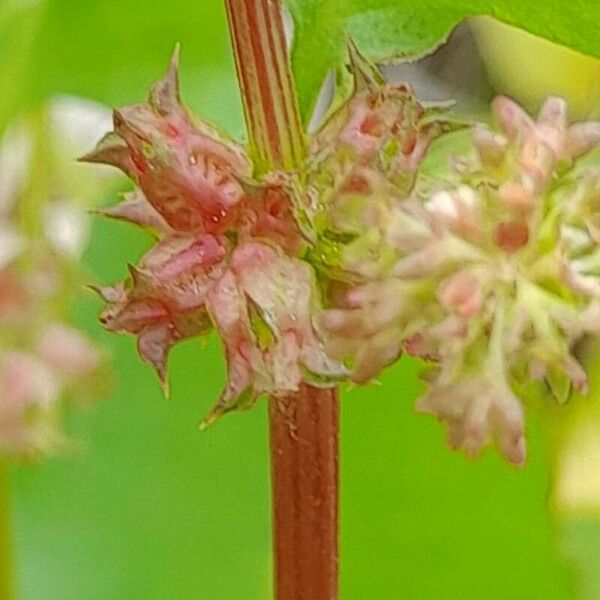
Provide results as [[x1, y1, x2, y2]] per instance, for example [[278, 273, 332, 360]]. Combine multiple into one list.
[[346, 37, 384, 90]]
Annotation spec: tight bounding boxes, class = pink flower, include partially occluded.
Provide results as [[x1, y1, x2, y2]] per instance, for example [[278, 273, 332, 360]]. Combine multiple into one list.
[[438, 270, 483, 317], [85, 50, 344, 422], [306, 45, 465, 283], [36, 324, 102, 377], [96, 233, 226, 388], [320, 94, 600, 465], [84, 41, 600, 467], [416, 374, 526, 467], [311, 42, 458, 186], [0, 352, 60, 455], [82, 48, 251, 234]]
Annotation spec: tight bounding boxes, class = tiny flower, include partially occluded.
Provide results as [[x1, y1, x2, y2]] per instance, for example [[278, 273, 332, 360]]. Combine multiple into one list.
[[319, 279, 408, 382], [204, 242, 345, 426], [416, 374, 526, 466], [438, 270, 483, 317], [305, 41, 466, 280], [311, 41, 460, 186], [0, 352, 61, 455], [0, 342, 102, 457], [0, 261, 106, 458]]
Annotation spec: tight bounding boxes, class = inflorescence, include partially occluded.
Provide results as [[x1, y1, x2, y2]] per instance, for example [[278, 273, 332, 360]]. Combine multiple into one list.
[[84, 45, 600, 465]]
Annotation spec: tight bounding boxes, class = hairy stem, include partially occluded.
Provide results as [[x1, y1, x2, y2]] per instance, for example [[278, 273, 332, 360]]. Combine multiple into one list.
[[0, 463, 12, 600], [224, 1, 340, 598]]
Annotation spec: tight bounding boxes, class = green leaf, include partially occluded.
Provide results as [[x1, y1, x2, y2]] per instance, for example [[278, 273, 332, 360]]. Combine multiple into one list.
[[286, 0, 600, 123]]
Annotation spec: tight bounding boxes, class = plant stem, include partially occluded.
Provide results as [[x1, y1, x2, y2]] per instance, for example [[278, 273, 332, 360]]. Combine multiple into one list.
[[224, 1, 340, 598], [0, 463, 12, 600], [269, 386, 339, 600], [224, 0, 305, 174]]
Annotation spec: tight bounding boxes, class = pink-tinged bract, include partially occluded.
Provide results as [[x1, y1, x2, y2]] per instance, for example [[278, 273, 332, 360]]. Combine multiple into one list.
[[86, 43, 600, 466]]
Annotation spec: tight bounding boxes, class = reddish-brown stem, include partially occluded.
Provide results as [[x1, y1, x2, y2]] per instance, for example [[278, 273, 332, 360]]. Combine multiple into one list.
[[269, 387, 339, 600], [224, 1, 340, 599], [224, 0, 305, 174]]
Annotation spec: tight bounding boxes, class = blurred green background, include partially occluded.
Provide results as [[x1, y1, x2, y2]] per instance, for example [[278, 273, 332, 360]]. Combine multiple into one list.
[[2, 0, 599, 598]]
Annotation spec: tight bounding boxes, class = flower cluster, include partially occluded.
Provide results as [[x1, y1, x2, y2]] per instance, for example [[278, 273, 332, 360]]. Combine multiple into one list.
[[0, 292, 102, 456], [306, 44, 462, 280], [87, 45, 600, 465], [0, 102, 109, 458], [319, 93, 600, 465], [83, 50, 346, 427]]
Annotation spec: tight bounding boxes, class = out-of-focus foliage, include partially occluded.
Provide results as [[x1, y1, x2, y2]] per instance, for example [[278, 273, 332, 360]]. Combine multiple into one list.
[[0, 0, 592, 598], [0, 102, 112, 458], [472, 19, 600, 600], [551, 361, 600, 600], [471, 17, 600, 119], [0, 0, 244, 136], [285, 0, 600, 122]]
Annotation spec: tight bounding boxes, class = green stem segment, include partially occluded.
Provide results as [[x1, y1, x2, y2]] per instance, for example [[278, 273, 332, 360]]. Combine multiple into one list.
[[224, 1, 340, 598], [0, 463, 12, 600]]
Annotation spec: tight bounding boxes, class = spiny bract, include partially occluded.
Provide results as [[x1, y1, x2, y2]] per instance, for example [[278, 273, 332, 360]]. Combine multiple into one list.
[[85, 44, 600, 465]]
